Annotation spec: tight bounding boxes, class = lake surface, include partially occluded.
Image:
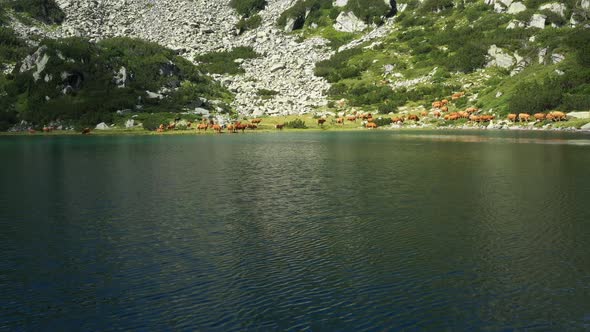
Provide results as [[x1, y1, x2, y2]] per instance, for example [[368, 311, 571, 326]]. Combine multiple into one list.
[[1, 130, 590, 330]]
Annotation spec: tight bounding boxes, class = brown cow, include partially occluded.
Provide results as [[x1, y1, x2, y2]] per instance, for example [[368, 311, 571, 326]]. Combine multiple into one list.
[[42, 126, 53, 133], [235, 122, 247, 132], [212, 124, 222, 133], [420, 111, 428, 117], [534, 113, 546, 121], [275, 124, 285, 130], [407, 114, 419, 121], [451, 92, 465, 100], [317, 118, 326, 126], [392, 116, 404, 124], [432, 101, 442, 109], [507, 114, 517, 122], [432, 110, 441, 118], [167, 123, 176, 130], [247, 123, 258, 129], [440, 106, 449, 113], [81, 128, 91, 134], [366, 122, 378, 129], [458, 111, 469, 119], [251, 118, 262, 124], [346, 115, 357, 122], [441, 99, 449, 106], [156, 128, 165, 133], [469, 114, 480, 122], [465, 107, 478, 114], [480, 115, 495, 122], [336, 117, 345, 124], [548, 111, 566, 121], [197, 123, 208, 131], [227, 124, 235, 133], [518, 113, 531, 122]]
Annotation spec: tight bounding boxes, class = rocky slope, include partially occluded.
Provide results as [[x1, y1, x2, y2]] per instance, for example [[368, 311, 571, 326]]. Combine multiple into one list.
[[43, 0, 333, 115]]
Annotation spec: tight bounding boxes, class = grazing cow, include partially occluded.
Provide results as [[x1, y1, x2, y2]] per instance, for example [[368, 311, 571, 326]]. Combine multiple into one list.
[[367, 117, 375, 123], [275, 124, 285, 130], [546, 114, 555, 121], [458, 111, 470, 119], [392, 116, 404, 124], [159, 124, 165, 131], [366, 122, 378, 129], [251, 118, 262, 124], [441, 106, 449, 113], [518, 113, 531, 122], [407, 114, 419, 121], [167, 123, 176, 130], [156, 128, 164, 133], [346, 115, 357, 122], [432, 101, 442, 109], [507, 114, 517, 122], [469, 114, 480, 122], [451, 92, 465, 100], [317, 118, 326, 126], [247, 123, 258, 129], [420, 111, 428, 117], [212, 124, 222, 133], [81, 128, 91, 134], [465, 107, 478, 114], [236, 123, 247, 132], [441, 99, 449, 106], [548, 111, 566, 121], [227, 124, 235, 133], [432, 110, 441, 118], [480, 115, 495, 122], [336, 117, 345, 124], [534, 113, 546, 121], [197, 123, 208, 131], [446, 113, 459, 121], [42, 126, 53, 133]]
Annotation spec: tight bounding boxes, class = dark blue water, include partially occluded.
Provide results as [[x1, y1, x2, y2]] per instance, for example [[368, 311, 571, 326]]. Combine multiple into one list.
[[1, 130, 590, 330]]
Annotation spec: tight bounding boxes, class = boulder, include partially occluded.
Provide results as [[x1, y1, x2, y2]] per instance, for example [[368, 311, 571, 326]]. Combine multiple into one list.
[[333, 0, 348, 7], [486, 45, 515, 68], [125, 119, 135, 128], [529, 14, 547, 29], [95, 122, 110, 130], [540, 3, 566, 17], [334, 12, 367, 33], [507, 2, 527, 14]]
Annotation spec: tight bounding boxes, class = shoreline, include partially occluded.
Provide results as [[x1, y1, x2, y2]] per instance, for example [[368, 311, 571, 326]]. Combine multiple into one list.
[[2, 124, 590, 137]]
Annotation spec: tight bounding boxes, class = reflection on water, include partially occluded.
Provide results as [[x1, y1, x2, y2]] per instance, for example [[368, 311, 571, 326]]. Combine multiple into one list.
[[1, 131, 589, 330]]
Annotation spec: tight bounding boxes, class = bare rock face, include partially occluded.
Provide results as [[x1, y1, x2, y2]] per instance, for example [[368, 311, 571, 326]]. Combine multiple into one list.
[[529, 14, 547, 29], [540, 3, 567, 17]]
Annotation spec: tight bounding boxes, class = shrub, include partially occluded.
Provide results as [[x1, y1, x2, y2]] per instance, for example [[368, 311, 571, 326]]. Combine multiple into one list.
[[236, 14, 262, 34], [345, 0, 391, 24], [508, 79, 563, 114], [373, 117, 392, 126], [195, 46, 259, 74], [8, 0, 65, 24], [285, 118, 307, 128], [229, 0, 267, 17]]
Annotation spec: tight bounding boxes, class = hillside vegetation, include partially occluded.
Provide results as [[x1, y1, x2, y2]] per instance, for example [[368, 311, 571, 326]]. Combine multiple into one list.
[[0, 36, 233, 130], [308, 0, 590, 115]]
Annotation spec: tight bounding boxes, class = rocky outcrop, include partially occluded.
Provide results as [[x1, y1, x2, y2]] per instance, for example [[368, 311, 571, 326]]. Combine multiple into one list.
[[486, 45, 515, 68]]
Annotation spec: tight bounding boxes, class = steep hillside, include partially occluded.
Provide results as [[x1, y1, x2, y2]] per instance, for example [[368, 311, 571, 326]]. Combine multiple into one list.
[[1, 0, 589, 130]]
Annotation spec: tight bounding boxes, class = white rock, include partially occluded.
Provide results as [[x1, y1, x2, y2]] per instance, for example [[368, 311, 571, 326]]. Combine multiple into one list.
[[125, 119, 135, 128], [486, 45, 515, 68], [552, 53, 565, 64], [529, 14, 547, 29], [95, 122, 110, 130], [507, 2, 527, 14], [540, 3, 566, 17], [333, 0, 348, 7], [334, 11, 367, 33]]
